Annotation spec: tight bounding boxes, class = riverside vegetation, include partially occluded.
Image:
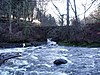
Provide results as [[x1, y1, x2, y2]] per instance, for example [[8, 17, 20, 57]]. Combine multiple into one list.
[[0, 0, 100, 47], [0, 19, 100, 47]]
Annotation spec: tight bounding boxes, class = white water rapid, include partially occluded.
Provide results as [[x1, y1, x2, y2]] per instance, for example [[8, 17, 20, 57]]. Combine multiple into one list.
[[0, 39, 100, 75]]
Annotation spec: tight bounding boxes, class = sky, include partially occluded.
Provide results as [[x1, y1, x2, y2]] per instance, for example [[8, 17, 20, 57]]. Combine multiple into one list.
[[46, 0, 100, 20]]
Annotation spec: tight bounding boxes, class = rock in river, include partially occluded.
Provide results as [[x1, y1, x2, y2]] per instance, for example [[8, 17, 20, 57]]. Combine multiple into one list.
[[0, 52, 21, 66], [53, 59, 67, 66]]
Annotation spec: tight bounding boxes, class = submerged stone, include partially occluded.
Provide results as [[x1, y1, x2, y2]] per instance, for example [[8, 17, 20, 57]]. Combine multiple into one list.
[[53, 59, 67, 66], [0, 52, 21, 66]]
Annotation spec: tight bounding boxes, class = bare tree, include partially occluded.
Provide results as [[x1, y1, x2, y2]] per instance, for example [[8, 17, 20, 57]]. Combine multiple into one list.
[[82, 0, 87, 25], [73, 0, 78, 25], [50, 0, 65, 26], [89, 4, 100, 23], [79, 0, 99, 16], [36, 0, 49, 15]]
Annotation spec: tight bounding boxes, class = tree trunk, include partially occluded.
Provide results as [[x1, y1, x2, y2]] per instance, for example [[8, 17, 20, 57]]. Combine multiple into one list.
[[9, 0, 12, 34], [73, 0, 78, 26], [73, 0, 79, 42], [66, 0, 70, 41], [17, 4, 20, 24]]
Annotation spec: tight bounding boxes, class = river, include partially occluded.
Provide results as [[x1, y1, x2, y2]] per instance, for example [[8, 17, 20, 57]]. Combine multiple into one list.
[[0, 39, 100, 75]]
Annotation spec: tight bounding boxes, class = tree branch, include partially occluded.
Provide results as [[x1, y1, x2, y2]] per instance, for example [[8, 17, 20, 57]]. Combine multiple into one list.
[[78, 0, 97, 16], [51, 0, 62, 16]]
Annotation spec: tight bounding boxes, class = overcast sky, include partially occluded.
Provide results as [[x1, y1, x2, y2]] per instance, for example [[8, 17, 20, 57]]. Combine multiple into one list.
[[46, 0, 99, 20]]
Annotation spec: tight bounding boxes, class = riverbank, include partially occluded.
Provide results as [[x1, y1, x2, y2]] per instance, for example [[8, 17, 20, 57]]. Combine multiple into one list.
[[58, 41, 100, 47], [0, 41, 99, 48], [0, 41, 46, 48], [0, 23, 100, 44], [0, 23, 100, 48]]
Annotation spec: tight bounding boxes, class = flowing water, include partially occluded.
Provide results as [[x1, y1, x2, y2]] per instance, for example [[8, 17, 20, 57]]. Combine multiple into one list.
[[0, 40, 100, 75]]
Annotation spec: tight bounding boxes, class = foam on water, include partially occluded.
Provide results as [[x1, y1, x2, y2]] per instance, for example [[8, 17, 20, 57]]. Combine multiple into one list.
[[0, 47, 26, 53]]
